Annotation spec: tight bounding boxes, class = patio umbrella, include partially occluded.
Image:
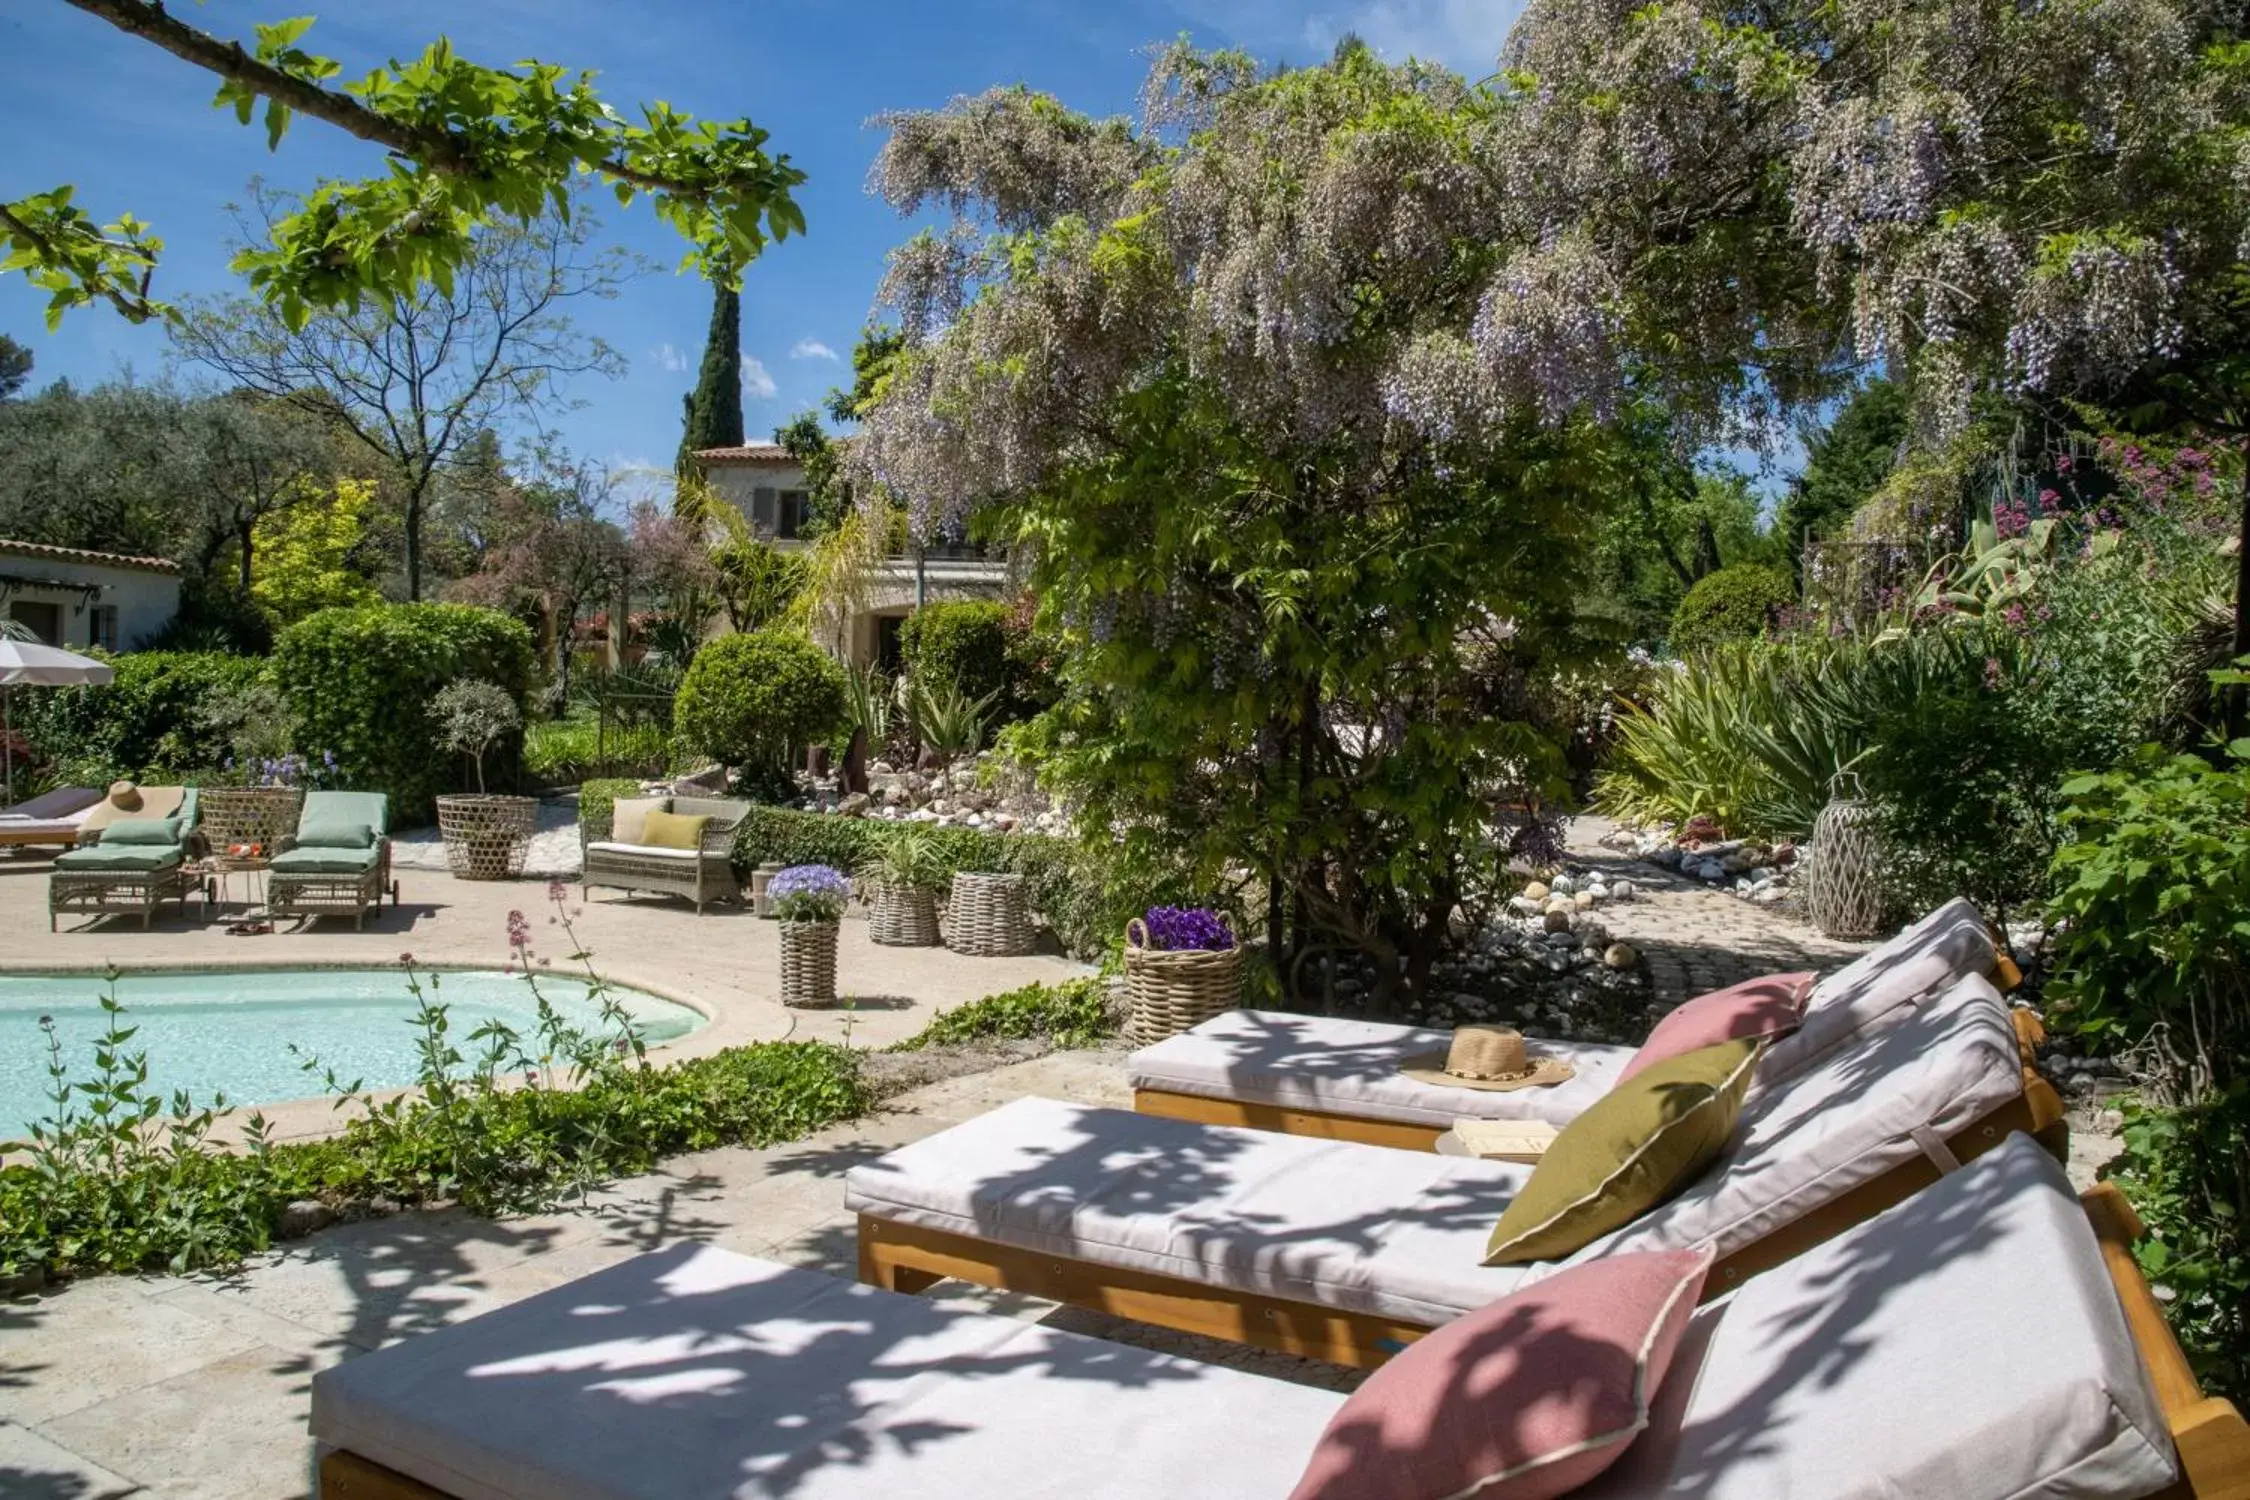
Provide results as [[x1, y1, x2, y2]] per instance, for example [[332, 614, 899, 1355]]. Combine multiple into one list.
[[0, 635, 113, 807]]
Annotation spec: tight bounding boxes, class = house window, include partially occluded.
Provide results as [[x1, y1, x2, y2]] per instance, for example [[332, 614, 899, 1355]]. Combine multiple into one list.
[[9, 601, 61, 646], [89, 606, 119, 652], [751, 486, 778, 533], [777, 490, 808, 540]]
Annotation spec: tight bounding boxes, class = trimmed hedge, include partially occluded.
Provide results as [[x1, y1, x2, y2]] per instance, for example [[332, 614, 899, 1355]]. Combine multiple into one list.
[[727, 804, 1124, 958], [274, 604, 537, 823], [1669, 564, 1795, 655], [15, 650, 269, 779]]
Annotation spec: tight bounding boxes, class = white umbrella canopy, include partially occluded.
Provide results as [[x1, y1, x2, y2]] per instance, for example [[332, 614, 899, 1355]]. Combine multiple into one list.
[[0, 636, 115, 807]]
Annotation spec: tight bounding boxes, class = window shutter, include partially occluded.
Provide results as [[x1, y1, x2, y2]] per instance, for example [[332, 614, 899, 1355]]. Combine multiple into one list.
[[752, 486, 778, 531]]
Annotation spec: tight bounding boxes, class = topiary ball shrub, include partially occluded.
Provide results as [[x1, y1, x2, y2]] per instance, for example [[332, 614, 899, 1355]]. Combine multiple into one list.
[[674, 629, 849, 797], [274, 603, 536, 823], [1669, 564, 1796, 655]]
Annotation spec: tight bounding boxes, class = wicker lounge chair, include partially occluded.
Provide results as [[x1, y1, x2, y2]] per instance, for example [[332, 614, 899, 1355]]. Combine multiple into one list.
[[1130, 897, 2002, 1151], [268, 791, 397, 930], [848, 971, 2064, 1369], [47, 787, 204, 930], [311, 1135, 2247, 1499], [579, 794, 748, 912], [0, 785, 100, 851]]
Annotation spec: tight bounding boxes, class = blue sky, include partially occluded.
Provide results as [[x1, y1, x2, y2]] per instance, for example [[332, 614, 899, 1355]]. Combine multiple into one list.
[[2, 0, 1522, 482]]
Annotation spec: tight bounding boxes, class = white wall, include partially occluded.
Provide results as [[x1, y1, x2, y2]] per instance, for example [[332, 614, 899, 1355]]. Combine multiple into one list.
[[0, 553, 182, 651]]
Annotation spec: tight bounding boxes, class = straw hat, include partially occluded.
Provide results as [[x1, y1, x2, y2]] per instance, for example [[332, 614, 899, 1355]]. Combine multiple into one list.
[[1401, 1025, 1576, 1092], [106, 780, 143, 811]]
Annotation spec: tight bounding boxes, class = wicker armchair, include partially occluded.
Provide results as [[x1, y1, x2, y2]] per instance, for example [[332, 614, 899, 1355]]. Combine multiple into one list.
[[580, 794, 748, 913]]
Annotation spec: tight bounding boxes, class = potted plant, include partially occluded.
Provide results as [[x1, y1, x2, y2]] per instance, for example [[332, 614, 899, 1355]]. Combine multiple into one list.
[[863, 826, 948, 946], [770, 863, 849, 1006], [430, 680, 536, 880], [1123, 905, 1241, 1043]]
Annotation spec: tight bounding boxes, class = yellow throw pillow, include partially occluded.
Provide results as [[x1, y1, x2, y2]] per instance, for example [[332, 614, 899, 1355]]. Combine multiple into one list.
[[1483, 1036, 1760, 1266], [639, 810, 711, 851]]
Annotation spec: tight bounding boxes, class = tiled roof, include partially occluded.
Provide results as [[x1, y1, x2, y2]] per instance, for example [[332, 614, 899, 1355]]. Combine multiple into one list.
[[0, 539, 181, 574], [691, 443, 798, 465]]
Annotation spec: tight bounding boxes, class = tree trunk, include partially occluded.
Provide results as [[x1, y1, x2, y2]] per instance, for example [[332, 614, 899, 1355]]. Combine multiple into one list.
[[237, 519, 255, 593], [405, 492, 425, 602], [2231, 459, 2250, 736]]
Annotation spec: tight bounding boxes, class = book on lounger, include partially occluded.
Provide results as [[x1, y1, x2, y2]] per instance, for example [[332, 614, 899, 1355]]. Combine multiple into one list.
[[1449, 1119, 1560, 1161]]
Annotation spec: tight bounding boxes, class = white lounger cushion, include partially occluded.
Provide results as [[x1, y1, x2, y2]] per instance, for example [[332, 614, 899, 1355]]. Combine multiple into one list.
[[1128, 1009, 1631, 1127], [1128, 897, 1995, 1133], [1580, 1135, 2176, 1499], [311, 1244, 1338, 1500], [845, 1095, 1539, 1325], [584, 840, 702, 862]]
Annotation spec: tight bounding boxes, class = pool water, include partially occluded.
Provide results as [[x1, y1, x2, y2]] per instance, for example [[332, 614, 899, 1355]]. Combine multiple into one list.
[[0, 968, 706, 1141]]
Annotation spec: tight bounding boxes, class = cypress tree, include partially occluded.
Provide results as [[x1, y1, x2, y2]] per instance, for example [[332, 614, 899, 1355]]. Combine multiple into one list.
[[676, 280, 744, 473]]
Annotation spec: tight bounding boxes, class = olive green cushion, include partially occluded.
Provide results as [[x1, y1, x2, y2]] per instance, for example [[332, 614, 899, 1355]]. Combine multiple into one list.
[[270, 845, 381, 876], [640, 810, 710, 851], [53, 845, 183, 873], [1483, 1037, 1760, 1266], [296, 817, 377, 850], [99, 817, 184, 846]]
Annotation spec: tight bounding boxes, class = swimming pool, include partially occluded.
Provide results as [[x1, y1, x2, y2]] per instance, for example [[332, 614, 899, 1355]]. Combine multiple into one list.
[[0, 967, 707, 1141]]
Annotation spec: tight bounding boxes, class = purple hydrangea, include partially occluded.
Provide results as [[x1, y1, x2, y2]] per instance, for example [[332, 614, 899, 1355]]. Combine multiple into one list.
[[770, 864, 850, 922], [1141, 905, 1234, 952]]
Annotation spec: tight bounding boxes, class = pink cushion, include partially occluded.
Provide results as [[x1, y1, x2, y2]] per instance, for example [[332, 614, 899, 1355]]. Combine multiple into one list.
[[1617, 972, 1816, 1083], [1287, 1248, 1713, 1500]]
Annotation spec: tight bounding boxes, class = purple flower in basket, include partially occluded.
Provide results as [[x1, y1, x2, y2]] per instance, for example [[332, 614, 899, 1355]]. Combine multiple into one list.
[[1140, 905, 1235, 952], [770, 864, 849, 923]]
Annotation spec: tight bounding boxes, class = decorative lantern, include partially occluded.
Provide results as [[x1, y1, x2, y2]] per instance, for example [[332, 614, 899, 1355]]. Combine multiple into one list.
[[1806, 770, 1883, 939]]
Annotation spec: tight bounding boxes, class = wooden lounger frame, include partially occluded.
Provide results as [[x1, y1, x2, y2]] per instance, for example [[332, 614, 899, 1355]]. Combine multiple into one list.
[[315, 1171, 2250, 1500]]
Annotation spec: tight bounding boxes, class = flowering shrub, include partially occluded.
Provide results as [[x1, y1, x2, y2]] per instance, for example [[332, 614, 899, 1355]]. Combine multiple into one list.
[[769, 864, 849, 922], [1138, 905, 1234, 952]]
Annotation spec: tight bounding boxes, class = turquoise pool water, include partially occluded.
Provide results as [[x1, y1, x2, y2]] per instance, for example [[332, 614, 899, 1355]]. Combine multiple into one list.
[[0, 968, 706, 1141]]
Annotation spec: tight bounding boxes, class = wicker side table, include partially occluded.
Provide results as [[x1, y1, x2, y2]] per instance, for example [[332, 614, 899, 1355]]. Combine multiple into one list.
[[945, 872, 1035, 956]]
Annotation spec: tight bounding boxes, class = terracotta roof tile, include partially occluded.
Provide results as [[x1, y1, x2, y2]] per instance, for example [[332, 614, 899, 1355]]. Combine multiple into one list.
[[0, 538, 182, 574]]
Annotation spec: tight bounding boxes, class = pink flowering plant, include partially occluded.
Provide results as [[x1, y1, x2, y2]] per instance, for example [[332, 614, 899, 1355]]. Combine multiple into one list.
[[769, 864, 849, 923]]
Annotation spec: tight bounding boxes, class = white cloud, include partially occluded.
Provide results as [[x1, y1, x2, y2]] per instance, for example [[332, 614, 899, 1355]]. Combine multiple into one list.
[[649, 342, 690, 373], [791, 338, 839, 362], [1304, 0, 1523, 75], [743, 356, 778, 400]]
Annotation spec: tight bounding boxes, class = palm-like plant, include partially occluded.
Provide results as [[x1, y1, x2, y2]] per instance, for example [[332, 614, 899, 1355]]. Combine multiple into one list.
[[867, 824, 950, 893]]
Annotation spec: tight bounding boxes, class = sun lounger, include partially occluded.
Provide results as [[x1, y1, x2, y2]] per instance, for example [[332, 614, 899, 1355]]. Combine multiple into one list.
[[848, 971, 2061, 1367], [1130, 896, 1999, 1149], [308, 1135, 2248, 1499], [0, 785, 101, 850], [47, 787, 204, 929], [269, 791, 398, 930]]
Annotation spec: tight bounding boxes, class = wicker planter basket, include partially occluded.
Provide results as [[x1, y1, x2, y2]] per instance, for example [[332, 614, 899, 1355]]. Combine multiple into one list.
[[945, 872, 1035, 956], [779, 919, 841, 1007], [868, 882, 942, 947], [1123, 918, 1243, 1044], [197, 786, 305, 858], [435, 794, 538, 881]]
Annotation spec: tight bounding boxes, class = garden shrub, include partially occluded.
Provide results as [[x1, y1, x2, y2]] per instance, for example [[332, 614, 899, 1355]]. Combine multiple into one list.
[[900, 599, 1056, 724], [1668, 564, 1794, 654], [674, 629, 847, 798], [274, 603, 536, 822], [2045, 745, 2250, 1401], [577, 777, 643, 830], [889, 977, 1117, 1052], [728, 804, 1126, 958], [17, 650, 271, 780]]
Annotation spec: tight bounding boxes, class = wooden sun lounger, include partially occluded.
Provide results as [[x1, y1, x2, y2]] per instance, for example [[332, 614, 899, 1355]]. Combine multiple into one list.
[[856, 1064, 2068, 1367], [319, 1174, 2250, 1500]]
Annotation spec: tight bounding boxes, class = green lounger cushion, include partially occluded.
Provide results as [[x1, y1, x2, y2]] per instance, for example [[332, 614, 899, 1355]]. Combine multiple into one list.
[[53, 845, 183, 872], [270, 845, 381, 876], [300, 791, 389, 837], [99, 817, 184, 846], [296, 817, 377, 849]]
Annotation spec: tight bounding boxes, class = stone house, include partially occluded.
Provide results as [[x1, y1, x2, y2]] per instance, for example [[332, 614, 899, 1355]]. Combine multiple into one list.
[[0, 539, 182, 651]]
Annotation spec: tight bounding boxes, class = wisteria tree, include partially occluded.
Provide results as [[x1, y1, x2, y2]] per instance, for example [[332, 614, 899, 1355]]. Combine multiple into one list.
[[857, 48, 1624, 1000]]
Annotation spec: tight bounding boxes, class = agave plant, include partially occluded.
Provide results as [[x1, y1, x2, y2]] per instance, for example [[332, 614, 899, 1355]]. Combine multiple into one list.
[[897, 674, 996, 763]]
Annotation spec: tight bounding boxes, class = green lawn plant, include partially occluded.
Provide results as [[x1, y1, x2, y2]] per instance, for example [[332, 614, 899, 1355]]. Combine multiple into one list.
[[888, 977, 1116, 1053], [0, 893, 868, 1285], [2045, 743, 2250, 1401]]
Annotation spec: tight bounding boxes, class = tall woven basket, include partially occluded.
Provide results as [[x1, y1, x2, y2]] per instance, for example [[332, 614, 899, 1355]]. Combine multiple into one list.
[[1123, 918, 1243, 1045], [198, 786, 304, 857], [868, 882, 942, 947], [779, 919, 840, 1006], [1806, 771, 1883, 939], [435, 794, 538, 880], [946, 872, 1035, 956]]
